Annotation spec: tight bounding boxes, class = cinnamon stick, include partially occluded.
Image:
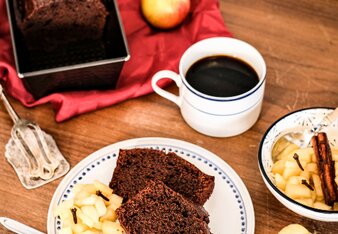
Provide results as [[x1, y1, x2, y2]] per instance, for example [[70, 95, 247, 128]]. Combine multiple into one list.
[[311, 132, 338, 206]]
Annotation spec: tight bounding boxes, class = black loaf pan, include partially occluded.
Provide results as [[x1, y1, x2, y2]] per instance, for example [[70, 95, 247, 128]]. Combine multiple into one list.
[[5, 0, 130, 99]]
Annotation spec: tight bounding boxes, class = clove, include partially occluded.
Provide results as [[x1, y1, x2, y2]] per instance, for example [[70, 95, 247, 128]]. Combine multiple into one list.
[[70, 207, 77, 224], [96, 190, 110, 201], [293, 153, 304, 171], [301, 179, 314, 191]]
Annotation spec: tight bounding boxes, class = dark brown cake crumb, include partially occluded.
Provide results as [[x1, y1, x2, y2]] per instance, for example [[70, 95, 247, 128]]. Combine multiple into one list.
[[116, 180, 211, 234], [110, 148, 215, 205], [13, 0, 109, 49]]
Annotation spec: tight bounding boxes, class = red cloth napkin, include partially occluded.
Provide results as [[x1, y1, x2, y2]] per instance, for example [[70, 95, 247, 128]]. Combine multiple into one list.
[[0, 0, 232, 122]]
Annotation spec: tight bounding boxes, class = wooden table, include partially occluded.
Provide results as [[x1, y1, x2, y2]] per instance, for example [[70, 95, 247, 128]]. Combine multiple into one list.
[[1, 0, 338, 233]]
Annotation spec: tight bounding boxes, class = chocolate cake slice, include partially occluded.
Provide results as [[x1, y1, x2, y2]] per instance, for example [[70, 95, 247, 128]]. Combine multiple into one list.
[[116, 180, 211, 234], [110, 148, 215, 205], [13, 0, 109, 49]]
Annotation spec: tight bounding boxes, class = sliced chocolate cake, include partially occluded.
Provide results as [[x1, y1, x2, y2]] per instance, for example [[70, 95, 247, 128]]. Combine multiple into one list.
[[116, 180, 211, 234], [110, 148, 215, 205]]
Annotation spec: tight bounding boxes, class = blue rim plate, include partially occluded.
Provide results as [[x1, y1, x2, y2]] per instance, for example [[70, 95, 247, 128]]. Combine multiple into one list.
[[47, 137, 255, 233]]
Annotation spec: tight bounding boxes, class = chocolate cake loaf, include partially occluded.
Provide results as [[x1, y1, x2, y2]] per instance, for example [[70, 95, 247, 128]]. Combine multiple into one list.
[[13, 0, 109, 49], [110, 148, 215, 205], [116, 180, 211, 234]]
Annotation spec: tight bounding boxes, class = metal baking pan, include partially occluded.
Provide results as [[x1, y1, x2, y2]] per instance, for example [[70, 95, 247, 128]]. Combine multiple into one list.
[[6, 0, 130, 99]]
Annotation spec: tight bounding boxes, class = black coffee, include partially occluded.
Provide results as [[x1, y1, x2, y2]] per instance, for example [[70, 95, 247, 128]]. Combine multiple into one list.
[[186, 55, 259, 97]]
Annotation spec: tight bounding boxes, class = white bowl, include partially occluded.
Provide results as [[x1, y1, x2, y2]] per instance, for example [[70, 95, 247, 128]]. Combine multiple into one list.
[[258, 107, 338, 222]]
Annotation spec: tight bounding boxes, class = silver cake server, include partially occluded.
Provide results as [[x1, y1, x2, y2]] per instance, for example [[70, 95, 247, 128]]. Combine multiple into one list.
[[0, 84, 70, 189]]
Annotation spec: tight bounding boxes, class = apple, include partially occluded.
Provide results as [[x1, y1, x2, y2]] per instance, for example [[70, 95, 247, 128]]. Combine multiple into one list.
[[141, 0, 191, 30]]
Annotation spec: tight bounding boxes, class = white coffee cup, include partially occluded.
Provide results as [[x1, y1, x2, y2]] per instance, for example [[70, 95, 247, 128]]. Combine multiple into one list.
[[151, 37, 266, 137]]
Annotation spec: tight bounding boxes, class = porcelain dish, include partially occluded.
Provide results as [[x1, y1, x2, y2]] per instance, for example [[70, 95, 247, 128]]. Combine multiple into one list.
[[48, 137, 255, 233], [258, 107, 338, 222]]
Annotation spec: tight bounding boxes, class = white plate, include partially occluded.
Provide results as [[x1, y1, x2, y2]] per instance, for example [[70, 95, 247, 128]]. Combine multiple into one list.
[[47, 137, 255, 233]]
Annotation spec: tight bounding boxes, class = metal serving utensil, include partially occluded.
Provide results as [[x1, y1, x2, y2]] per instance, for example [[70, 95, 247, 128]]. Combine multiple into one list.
[[0, 217, 44, 234], [0, 84, 70, 189], [272, 107, 338, 159]]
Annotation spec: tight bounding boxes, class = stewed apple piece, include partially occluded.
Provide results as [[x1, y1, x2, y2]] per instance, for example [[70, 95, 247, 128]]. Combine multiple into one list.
[[54, 180, 124, 234]]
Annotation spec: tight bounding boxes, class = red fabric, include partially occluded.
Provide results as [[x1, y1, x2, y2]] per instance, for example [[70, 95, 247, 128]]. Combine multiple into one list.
[[0, 0, 232, 122]]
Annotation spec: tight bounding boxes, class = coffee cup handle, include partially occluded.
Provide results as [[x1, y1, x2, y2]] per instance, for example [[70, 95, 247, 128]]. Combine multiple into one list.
[[151, 70, 182, 106]]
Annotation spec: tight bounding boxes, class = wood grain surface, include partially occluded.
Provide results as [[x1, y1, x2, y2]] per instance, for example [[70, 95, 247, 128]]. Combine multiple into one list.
[[1, 0, 338, 233]]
